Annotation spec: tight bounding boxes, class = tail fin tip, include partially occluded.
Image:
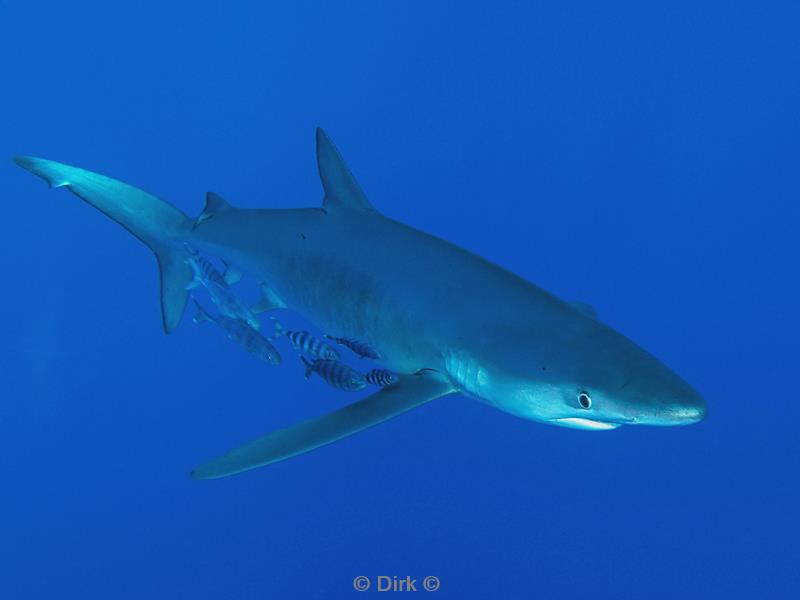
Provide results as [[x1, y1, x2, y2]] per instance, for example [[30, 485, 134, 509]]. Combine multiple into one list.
[[13, 156, 70, 188]]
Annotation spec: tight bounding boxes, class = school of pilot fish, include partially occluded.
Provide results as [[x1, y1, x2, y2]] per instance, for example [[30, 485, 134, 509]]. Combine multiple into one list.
[[186, 247, 396, 391]]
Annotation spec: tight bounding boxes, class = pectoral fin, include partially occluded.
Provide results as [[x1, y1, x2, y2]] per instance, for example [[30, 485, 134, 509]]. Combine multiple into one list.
[[190, 369, 456, 479]]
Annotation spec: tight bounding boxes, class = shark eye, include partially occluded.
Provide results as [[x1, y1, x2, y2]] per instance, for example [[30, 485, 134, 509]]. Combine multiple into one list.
[[578, 392, 592, 409]]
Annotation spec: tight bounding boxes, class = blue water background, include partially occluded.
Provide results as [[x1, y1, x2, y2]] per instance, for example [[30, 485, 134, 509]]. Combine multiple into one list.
[[1, 2, 798, 598]]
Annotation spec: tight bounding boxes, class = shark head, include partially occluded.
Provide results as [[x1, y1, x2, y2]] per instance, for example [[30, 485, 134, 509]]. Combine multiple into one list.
[[466, 308, 707, 431], [543, 350, 707, 431]]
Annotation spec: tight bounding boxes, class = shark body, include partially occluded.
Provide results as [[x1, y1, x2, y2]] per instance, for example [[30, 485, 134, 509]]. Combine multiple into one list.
[[14, 129, 706, 479]]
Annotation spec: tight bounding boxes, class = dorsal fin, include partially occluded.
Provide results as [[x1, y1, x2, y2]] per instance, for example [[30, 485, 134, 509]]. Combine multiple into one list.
[[205, 192, 232, 213], [316, 128, 375, 212], [194, 191, 232, 228]]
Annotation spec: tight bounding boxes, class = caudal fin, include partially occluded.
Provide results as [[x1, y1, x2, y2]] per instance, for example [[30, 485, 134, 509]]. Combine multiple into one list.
[[13, 156, 193, 333]]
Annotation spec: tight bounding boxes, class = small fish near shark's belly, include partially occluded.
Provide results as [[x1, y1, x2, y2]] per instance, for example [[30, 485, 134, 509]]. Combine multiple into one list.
[[264, 271, 427, 372]]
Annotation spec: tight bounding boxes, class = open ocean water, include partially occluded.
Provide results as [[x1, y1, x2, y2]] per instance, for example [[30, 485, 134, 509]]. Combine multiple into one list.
[[1, 2, 798, 598]]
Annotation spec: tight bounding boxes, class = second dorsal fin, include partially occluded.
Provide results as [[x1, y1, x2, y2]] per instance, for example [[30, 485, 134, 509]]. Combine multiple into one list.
[[194, 192, 233, 228], [316, 128, 375, 213]]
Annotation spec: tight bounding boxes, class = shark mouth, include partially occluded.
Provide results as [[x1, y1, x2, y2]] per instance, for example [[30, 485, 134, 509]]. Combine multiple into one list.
[[549, 417, 622, 431]]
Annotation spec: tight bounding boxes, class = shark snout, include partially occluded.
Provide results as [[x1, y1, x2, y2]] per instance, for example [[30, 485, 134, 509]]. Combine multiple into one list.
[[665, 393, 707, 424], [630, 388, 707, 426]]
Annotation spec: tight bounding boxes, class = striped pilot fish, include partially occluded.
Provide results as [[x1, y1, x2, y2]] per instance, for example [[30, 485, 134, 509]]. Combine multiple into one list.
[[270, 317, 340, 360], [185, 251, 260, 331], [324, 335, 381, 359], [364, 368, 398, 387], [193, 299, 281, 365], [185, 248, 227, 286], [301, 357, 366, 392]]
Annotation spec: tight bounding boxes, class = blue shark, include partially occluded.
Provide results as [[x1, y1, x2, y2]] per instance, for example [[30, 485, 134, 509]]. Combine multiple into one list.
[[13, 129, 706, 479]]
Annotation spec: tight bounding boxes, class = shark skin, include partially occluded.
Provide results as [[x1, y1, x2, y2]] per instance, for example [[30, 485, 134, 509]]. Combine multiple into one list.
[[13, 129, 706, 479]]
